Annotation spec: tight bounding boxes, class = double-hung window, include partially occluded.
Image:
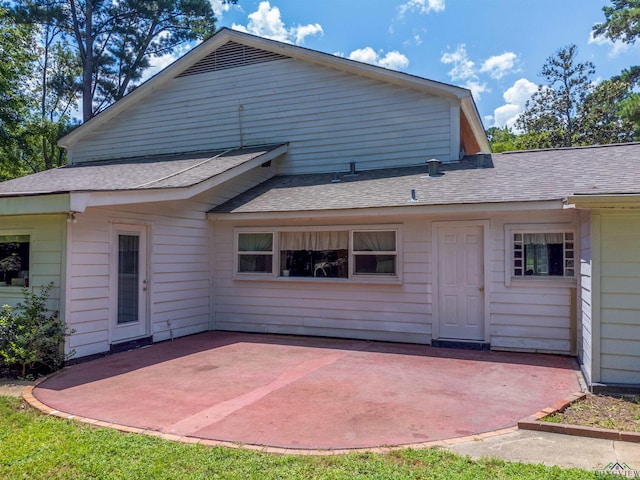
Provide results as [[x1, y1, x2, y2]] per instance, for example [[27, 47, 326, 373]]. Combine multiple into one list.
[[352, 230, 397, 276], [512, 231, 574, 278], [237, 232, 273, 274], [0, 235, 30, 287]]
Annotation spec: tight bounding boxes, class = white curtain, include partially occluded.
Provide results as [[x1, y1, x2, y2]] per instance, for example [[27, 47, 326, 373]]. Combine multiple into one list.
[[523, 233, 563, 245], [280, 231, 348, 250], [353, 231, 395, 251]]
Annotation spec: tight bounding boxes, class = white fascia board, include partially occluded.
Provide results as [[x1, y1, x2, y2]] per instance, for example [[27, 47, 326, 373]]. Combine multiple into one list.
[[79, 145, 286, 208], [208, 199, 564, 221], [0, 193, 70, 215], [566, 194, 640, 209]]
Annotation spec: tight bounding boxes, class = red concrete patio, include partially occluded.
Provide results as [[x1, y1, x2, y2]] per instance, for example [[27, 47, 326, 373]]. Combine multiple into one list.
[[32, 332, 581, 450]]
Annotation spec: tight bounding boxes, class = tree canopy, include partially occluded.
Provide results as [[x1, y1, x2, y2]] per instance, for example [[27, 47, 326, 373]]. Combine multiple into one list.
[[13, 0, 235, 122]]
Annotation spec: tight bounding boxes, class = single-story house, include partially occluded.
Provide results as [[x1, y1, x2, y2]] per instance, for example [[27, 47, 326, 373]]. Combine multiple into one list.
[[0, 29, 638, 390]]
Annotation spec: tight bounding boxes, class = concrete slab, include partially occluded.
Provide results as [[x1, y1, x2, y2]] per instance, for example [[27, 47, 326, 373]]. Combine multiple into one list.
[[33, 332, 581, 450], [446, 429, 640, 472]]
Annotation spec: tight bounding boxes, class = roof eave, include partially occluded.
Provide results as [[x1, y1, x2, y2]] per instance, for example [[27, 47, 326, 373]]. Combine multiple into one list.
[[566, 193, 640, 209], [208, 199, 564, 221]]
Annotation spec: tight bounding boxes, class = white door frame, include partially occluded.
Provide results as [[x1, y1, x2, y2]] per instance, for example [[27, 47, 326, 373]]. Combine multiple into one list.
[[109, 223, 149, 344], [431, 220, 490, 342]]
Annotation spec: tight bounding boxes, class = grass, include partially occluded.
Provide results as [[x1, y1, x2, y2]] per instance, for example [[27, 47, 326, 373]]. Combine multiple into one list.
[[0, 396, 617, 480]]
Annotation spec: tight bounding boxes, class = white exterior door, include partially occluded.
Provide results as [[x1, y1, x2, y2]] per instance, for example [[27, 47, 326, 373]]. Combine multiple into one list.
[[437, 225, 485, 341], [111, 225, 148, 343]]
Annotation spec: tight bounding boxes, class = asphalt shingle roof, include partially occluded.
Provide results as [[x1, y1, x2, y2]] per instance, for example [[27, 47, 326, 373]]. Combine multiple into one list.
[[0, 144, 284, 196], [211, 143, 640, 214]]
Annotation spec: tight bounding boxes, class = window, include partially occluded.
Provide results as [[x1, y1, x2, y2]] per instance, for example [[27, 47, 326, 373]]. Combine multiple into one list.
[[237, 233, 273, 274], [0, 235, 30, 287], [280, 231, 348, 278], [235, 227, 399, 280], [512, 232, 574, 278], [352, 230, 397, 276]]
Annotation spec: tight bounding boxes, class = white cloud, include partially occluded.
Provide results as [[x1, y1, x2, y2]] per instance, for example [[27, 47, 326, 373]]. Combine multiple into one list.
[[398, 0, 445, 16], [588, 30, 630, 57], [209, 0, 233, 17], [347, 47, 409, 70], [441, 44, 476, 82], [480, 52, 519, 79], [231, 1, 323, 45], [492, 78, 539, 129], [440, 44, 487, 99]]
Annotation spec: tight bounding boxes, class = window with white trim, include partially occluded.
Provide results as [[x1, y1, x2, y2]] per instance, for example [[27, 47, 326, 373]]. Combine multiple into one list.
[[352, 230, 397, 276], [237, 232, 273, 274], [235, 228, 398, 280], [279, 231, 348, 278], [512, 232, 574, 277], [0, 235, 30, 287]]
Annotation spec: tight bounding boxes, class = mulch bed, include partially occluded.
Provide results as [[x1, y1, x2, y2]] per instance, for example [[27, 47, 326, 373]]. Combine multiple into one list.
[[545, 394, 640, 432]]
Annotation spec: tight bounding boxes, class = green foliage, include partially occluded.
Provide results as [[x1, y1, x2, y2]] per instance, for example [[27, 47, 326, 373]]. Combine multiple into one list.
[[485, 126, 519, 152], [0, 283, 74, 378], [0, 396, 601, 480], [516, 45, 595, 148], [13, 0, 237, 121], [0, 8, 36, 158], [578, 79, 636, 145], [593, 0, 640, 44]]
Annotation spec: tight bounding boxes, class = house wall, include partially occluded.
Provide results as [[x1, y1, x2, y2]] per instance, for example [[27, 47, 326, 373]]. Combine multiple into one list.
[[0, 214, 65, 316], [597, 212, 640, 385], [212, 208, 577, 353], [68, 59, 456, 171], [578, 210, 594, 384], [65, 166, 273, 358]]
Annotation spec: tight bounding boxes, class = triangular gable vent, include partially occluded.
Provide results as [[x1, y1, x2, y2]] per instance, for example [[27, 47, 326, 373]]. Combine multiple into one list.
[[177, 41, 290, 77]]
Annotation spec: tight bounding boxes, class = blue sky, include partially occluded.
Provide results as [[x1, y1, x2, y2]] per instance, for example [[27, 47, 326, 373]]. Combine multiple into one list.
[[178, 0, 640, 131]]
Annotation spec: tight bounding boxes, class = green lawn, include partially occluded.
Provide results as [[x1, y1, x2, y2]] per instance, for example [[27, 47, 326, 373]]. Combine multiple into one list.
[[0, 396, 610, 480]]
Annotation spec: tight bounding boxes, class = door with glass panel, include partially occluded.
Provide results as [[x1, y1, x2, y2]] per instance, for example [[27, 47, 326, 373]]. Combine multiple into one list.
[[111, 225, 148, 343]]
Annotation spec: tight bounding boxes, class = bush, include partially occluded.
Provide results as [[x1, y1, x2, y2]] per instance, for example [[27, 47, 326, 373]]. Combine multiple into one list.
[[0, 283, 74, 378]]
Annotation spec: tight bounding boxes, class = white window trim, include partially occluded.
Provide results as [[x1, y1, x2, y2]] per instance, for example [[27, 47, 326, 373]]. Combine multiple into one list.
[[504, 223, 577, 287], [233, 225, 402, 283], [235, 230, 276, 277], [0, 229, 32, 292]]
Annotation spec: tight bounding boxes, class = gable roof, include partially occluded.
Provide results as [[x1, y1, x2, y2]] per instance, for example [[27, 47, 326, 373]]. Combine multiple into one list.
[[210, 143, 640, 216], [0, 144, 285, 197], [58, 28, 490, 154]]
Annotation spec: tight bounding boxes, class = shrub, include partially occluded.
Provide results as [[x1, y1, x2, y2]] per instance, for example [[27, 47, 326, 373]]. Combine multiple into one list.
[[0, 283, 74, 378]]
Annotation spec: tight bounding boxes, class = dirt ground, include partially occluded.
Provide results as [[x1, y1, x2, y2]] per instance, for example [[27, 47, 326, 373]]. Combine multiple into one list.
[[0, 379, 33, 398], [544, 394, 640, 432]]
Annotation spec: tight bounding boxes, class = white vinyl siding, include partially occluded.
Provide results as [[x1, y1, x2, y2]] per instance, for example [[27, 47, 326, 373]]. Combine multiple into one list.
[[491, 212, 578, 354], [578, 210, 593, 384], [213, 209, 578, 353], [68, 59, 454, 171], [598, 213, 640, 384], [214, 217, 430, 344], [65, 167, 271, 358]]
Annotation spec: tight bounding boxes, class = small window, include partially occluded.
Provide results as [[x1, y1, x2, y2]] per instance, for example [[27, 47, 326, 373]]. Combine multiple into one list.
[[238, 233, 273, 274], [513, 232, 574, 277], [352, 230, 397, 276], [0, 235, 30, 287], [280, 231, 348, 278]]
